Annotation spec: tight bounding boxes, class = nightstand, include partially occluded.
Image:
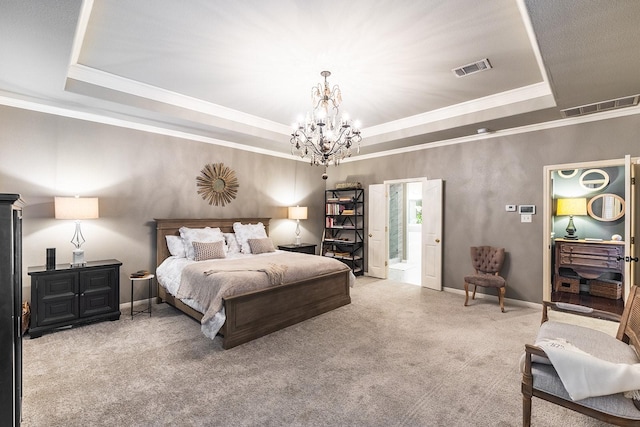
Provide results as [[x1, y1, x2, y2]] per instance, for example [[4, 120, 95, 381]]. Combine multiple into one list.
[[278, 243, 317, 255]]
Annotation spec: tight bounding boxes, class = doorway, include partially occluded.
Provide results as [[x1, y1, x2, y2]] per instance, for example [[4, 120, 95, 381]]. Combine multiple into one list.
[[387, 181, 422, 286], [367, 178, 442, 290], [543, 156, 639, 315]]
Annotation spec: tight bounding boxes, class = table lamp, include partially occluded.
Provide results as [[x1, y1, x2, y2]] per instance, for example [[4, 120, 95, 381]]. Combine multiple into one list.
[[556, 197, 587, 240], [55, 196, 99, 266], [288, 205, 308, 246]]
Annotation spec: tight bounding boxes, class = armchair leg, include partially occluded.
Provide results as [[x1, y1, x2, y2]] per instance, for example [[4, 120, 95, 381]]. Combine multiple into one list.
[[499, 287, 506, 313], [472, 285, 477, 300], [464, 282, 470, 306], [523, 395, 532, 427]]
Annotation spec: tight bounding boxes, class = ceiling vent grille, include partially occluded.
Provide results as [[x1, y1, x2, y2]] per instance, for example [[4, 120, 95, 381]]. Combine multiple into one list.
[[452, 58, 492, 77], [561, 95, 640, 118]]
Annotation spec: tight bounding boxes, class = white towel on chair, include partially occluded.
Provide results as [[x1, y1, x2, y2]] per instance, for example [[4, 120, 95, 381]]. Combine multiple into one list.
[[538, 338, 640, 401]]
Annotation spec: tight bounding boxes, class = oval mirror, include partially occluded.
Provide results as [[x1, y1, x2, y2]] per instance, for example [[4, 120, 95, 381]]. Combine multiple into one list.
[[579, 168, 610, 191], [557, 169, 579, 179], [587, 193, 624, 222]]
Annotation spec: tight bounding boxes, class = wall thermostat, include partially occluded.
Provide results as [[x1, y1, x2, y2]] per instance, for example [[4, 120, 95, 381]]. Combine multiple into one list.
[[519, 205, 536, 215]]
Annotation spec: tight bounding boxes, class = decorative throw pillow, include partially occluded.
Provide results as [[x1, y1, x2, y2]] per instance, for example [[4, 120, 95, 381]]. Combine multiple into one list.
[[233, 222, 267, 254], [192, 240, 226, 261], [224, 232, 241, 254], [179, 226, 225, 260], [247, 238, 275, 254], [166, 235, 186, 258]]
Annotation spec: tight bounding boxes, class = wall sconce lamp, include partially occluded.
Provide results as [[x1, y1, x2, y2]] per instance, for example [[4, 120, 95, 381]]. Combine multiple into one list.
[[55, 196, 99, 266], [288, 205, 308, 246], [556, 197, 587, 240]]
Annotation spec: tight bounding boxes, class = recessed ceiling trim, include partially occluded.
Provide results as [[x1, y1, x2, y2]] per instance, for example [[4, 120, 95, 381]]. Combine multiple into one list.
[[3, 89, 640, 166], [68, 0, 94, 66], [365, 82, 554, 137], [66, 64, 291, 135]]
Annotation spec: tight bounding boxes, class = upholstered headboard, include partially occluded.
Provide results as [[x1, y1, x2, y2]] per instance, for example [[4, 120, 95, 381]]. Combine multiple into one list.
[[154, 218, 271, 267]]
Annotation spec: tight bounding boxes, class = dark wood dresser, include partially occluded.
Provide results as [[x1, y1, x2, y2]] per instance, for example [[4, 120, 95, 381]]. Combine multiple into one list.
[[554, 239, 624, 298], [28, 259, 122, 338]]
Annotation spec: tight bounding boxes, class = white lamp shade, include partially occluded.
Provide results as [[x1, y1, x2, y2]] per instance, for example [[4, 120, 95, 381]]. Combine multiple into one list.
[[288, 206, 308, 220], [55, 197, 99, 220], [556, 198, 587, 216]]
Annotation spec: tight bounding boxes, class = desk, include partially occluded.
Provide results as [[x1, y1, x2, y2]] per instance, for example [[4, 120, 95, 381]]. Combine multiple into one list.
[[130, 273, 154, 319]]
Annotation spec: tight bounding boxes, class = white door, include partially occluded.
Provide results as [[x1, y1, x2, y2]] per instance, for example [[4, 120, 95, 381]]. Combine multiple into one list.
[[367, 184, 387, 278], [422, 179, 443, 290]]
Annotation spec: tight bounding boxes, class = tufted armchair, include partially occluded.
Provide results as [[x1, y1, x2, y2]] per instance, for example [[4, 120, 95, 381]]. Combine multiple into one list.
[[464, 246, 507, 312]]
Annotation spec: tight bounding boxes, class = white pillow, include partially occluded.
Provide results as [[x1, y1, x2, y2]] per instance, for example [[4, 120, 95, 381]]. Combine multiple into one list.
[[233, 222, 267, 254], [223, 233, 241, 255], [166, 235, 186, 258], [179, 226, 225, 260]]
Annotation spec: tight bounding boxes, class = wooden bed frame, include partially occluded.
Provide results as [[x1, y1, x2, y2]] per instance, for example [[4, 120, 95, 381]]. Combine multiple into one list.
[[155, 218, 351, 349]]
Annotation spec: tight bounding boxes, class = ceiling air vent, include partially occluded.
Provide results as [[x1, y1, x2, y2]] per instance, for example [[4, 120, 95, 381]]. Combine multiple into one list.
[[452, 58, 492, 77], [561, 95, 640, 118]]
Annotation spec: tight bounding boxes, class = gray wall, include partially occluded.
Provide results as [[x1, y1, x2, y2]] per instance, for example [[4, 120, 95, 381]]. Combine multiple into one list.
[[325, 114, 640, 304], [2, 104, 639, 306], [0, 106, 326, 304]]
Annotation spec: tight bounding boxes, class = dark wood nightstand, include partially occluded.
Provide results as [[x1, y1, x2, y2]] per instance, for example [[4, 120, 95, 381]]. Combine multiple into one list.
[[28, 259, 122, 337], [278, 243, 317, 255]]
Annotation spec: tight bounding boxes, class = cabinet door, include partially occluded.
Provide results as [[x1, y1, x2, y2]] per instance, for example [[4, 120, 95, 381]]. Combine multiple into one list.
[[79, 268, 117, 317], [36, 272, 78, 326]]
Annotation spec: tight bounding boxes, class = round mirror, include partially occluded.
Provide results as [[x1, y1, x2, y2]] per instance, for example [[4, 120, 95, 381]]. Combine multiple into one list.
[[587, 193, 624, 222]]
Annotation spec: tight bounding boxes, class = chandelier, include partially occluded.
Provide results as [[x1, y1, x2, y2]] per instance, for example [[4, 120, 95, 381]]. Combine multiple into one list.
[[290, 71, 362, 179]]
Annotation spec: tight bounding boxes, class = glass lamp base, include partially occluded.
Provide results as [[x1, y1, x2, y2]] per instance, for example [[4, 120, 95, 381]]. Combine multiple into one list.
[[71, 249, 86, 267]]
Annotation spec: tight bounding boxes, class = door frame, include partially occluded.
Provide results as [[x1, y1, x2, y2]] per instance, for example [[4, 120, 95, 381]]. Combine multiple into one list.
[[542, 156, 638, 302], [381, 177, 442, 289]]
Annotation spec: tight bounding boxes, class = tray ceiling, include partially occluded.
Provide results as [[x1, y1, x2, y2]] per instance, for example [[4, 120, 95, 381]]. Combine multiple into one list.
[[1, 0, 639, 158]]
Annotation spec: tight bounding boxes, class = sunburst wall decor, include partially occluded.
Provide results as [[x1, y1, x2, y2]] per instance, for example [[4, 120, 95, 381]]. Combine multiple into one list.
[[196, 162, 239, 206]]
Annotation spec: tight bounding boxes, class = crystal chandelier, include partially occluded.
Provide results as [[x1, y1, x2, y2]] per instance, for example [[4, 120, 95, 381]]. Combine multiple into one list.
[[290, 71, 362, 179]]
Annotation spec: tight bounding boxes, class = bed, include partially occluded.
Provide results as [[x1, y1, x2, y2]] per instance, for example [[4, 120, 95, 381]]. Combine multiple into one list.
[[155, 218, 352, 349]]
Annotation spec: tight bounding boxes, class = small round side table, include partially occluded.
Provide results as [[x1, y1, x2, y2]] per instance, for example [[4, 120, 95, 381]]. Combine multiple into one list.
[[130, 273, 154, 319]]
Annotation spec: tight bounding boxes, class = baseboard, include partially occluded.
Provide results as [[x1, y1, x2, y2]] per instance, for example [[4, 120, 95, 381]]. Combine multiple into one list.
[[443, 286, 542, 310]]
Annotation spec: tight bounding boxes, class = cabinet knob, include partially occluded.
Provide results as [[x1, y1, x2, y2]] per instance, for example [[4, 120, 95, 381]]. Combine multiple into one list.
[[368, 233, 372, 237], [435, 239, 440, 243]]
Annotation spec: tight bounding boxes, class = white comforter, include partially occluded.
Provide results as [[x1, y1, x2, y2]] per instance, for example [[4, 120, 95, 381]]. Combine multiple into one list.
[[156, 251, 354, 339]]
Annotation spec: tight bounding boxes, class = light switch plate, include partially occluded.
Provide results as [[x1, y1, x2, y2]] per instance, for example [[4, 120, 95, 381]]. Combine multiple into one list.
[[521, 214, 532, 223], [505, 204, 517, 212]]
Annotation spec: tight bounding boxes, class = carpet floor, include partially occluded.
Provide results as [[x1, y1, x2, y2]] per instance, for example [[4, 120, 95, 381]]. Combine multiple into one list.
[[21, 277, 615, 426]]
